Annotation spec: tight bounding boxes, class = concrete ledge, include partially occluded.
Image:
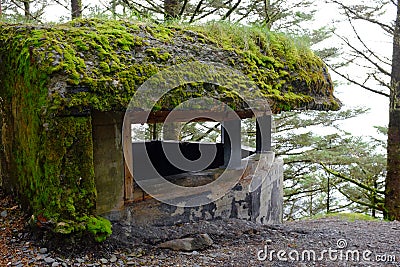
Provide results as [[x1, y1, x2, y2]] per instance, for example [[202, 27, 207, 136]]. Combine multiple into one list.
[[103, 155, 283, 226]]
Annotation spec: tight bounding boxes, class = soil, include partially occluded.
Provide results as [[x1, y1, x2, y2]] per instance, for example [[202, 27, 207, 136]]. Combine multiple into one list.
[[1, 188, 399, 267]]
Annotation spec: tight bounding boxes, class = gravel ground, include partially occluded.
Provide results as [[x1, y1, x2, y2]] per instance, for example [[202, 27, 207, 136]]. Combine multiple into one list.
[[1, 188, 400, 267]]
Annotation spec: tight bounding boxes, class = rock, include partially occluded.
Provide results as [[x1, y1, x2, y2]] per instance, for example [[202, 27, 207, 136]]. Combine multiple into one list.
[[35, 255, 44, 261], [110, 255, 117, 263], [39, 247, 48, 254], [265, 239, 272, 245], [99, 258, 108, 264], [51, 262, 60, 267], [44, 257, 55, 264], [1, 210, 7, 218], [158, 233, 213, 251]]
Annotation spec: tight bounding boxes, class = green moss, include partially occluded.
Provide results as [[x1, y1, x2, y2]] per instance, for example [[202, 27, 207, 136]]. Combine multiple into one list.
[[145, 24, 174, 41], [0, 23, 109, 241], [145, 47, 172, 62], [0, 19, 338, 113], [86, 216, 112, 242], [174, 21, 335, 111]]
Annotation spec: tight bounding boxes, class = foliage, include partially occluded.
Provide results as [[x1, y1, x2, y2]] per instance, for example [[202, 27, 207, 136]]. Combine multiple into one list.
[[274, 109, 387, 219]]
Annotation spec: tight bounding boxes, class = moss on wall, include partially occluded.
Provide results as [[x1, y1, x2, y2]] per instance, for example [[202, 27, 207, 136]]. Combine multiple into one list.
[[0, 18, 339, 240], [0, 24, 111, 241]]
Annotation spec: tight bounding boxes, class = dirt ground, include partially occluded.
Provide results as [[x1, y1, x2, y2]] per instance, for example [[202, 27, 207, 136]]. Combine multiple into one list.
[[1, 188, 399, 267]]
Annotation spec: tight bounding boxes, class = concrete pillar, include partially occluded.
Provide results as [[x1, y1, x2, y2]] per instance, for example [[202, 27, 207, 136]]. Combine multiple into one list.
[[92, 111, 125, 215], [256, 115, 272, 153], [221, 119, 241, 169], [162, 122, 181, 140]]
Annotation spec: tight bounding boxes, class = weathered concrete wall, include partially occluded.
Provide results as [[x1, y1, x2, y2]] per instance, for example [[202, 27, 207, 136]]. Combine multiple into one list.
[[92, 111, 125, 215], [109, 154, 283, 226]]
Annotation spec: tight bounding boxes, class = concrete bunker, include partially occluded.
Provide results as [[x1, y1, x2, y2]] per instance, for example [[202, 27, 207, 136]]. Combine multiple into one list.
[[110, 97, 281, 226], [0, 19, 340, 237]]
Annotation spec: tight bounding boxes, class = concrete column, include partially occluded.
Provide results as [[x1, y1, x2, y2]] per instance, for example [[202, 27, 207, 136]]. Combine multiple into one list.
[[162, 122, 181, 140], [221, 119, 241, 169], [256, 115, 272, 153], [92, 111, 125, 215]]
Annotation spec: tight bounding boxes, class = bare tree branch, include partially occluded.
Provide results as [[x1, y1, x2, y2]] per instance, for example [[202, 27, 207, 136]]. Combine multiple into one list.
[[143, 0, 164, 14], [193, 122, 220, 142], [179, 0, 189, 17], [337, 187, 385, 211], [331, 0, 394, 34], [334, 33, 391, 77], [346, 11, 392, 67], [285, 187, 323, 198], [221, 0, 241, 20], [189, 0, 204, 23], [9, 0, 42, 21], [328, 64, 390, 97], [191, 0, 232, 22]]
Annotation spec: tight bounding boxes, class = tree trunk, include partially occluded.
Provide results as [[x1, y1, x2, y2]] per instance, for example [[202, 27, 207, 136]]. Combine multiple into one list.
[[385, 0, 400, 220], [23, 0, 30, 19], [111, 0, 117, 19], [164, 0, 179, 20], [71, 0, 82, 19]]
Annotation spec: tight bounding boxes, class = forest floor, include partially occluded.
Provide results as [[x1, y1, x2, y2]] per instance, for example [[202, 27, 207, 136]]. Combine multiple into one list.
[[1, 188, 400, 267]]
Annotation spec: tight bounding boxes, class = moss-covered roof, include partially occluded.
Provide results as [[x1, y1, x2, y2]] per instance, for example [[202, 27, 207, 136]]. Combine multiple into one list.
[[0, 19, 340, 115]]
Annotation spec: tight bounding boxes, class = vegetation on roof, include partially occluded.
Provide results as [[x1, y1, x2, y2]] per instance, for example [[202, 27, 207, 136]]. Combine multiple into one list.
[[0, 18, 339, 114]]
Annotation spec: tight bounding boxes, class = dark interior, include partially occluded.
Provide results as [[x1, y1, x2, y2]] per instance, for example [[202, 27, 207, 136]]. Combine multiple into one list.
[[132, 140, 256, 181]]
